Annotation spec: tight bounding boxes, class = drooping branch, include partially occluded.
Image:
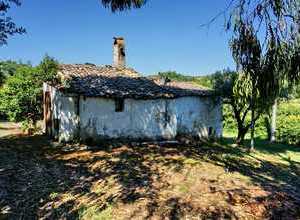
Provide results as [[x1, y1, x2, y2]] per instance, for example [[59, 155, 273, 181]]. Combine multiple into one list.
[[0, 0, 25, 45], [101, 0, 146, 12]]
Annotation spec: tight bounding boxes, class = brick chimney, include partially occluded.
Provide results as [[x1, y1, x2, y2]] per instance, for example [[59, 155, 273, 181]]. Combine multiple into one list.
[[113, 37, 126, 68]]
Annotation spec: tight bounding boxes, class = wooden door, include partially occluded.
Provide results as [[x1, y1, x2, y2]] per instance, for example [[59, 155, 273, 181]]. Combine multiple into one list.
[[44, 91, 52, 137]]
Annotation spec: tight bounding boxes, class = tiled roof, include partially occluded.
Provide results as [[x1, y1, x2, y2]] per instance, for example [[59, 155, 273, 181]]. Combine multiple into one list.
[[55, 64, 215, 99], [58, 64, 140, 79]]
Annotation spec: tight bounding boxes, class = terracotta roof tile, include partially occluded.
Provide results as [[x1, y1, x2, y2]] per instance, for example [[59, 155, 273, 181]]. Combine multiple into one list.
[[54, 64, 215, 99], [58, 64, 140, 79]]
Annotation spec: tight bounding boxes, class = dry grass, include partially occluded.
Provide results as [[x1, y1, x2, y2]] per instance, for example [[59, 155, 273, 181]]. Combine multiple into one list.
[[0, 126, 300, 219]]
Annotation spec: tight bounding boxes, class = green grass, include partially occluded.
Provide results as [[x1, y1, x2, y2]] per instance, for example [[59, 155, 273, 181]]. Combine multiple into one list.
[[222, 135, 300, 161], [78, 205, 113, 220]]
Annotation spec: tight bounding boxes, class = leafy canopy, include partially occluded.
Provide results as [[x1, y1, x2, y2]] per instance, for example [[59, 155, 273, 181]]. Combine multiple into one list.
[[101, 0, 146, 12], [0, 55, 58, 123], [0, 60, 29, 85], [0, 0, 25, 45], [212, 69, 266, 144]]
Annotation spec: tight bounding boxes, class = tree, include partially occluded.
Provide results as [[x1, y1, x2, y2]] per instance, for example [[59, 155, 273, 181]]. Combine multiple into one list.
[[100, 0, 146, 12], [228, 0, 300, 150], [212, 70, 264, 145], [38, 54, 59, 82], [157, 71, 193, 82], [0, 0, 25, 45], [0, 60, 29, 85], [0, 55, 58, 128], [0, 66, 41, 123]]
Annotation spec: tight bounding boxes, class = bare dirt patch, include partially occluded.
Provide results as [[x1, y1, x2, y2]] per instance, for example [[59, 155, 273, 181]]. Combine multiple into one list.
[[0, 134, 300, 219], [0, 121, 22, 138]]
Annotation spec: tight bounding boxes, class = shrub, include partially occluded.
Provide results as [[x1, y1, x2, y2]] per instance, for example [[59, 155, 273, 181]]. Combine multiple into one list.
[[0, 66, 42, 122], [0, 55, 58, 128], [276, 101, 300, 145]]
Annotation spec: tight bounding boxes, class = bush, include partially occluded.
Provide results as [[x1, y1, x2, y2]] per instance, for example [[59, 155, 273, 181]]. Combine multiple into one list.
[[276, 101, 300, 145], [222, 104, 237, 133], [277, 115, 300, 145], [0, 55, 58, 128], [0, 66, 43, 123], [0, 60, 29, 86]]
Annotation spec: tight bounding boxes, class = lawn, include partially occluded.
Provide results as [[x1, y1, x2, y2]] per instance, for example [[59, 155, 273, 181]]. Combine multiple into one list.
[[0, 125, 300, 219]]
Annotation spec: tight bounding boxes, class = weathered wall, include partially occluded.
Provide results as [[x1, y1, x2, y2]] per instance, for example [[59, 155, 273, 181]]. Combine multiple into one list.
[[79, 98, 175, 141], [44, 83, 222, 142], [171, 97, 222, 138], [79, 96, 222, 142], [43, 83, 79, 142]]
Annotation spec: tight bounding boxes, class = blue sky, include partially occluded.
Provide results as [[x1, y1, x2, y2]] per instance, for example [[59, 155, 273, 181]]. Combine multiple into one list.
[[0, 0, 235, 76]]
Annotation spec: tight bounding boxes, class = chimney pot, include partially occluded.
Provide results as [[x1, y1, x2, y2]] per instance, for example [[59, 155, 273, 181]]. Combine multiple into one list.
[[113, 37, 126, 68]]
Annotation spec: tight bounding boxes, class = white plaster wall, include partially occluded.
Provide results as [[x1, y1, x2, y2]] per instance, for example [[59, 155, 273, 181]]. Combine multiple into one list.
[[79, 96, 222, 141], [44, 82, 222, 142], [172, 97, 206, 136], [79, 98, 176, 140], [43, 83, 79, 142], [55, 94, 78, 142]]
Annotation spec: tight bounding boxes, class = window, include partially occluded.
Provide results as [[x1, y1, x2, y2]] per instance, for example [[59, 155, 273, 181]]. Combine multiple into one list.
[[115, 98, 125, 112]]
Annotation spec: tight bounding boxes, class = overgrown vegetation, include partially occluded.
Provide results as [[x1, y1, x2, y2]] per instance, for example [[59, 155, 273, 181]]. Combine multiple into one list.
[[0, 56, 58, 129]]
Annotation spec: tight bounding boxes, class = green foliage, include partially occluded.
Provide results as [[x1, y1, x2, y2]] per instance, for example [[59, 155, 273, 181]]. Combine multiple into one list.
[[101, 0, 145, 12], [211, 69, 237, 97], [0, 60, 29, 85], [38, 54, 59, 81], [0, 0, 26, 45], [0, 66, 43, 122], [291, 84, 300, 99], [158, 71, 193, 82], [155, 71, 213, 88], [229, 0, 300, 129], [224, 100, 300, 145], [193, 75, 212, 88], [212, 69, 264, 144], [78, 205, 113, 220], [276, 101, 300, 145], [233, 73, 267, 115], [0, 55, 58, 125], [222, 104, 237, 133]]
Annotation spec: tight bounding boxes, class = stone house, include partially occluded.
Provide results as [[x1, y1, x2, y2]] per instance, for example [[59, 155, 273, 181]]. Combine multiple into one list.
[[43, 38, 222, 143]]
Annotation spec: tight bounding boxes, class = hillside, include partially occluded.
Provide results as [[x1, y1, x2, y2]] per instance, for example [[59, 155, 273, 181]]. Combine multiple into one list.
[[149, 71, 213, 89]]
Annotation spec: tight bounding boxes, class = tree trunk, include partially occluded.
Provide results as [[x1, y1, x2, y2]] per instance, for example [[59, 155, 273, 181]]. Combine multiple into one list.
[[250, 106, 255, 151], [264, 116, 271, 140], [236, 127, 248, 145], [270, 99, 277, 142]]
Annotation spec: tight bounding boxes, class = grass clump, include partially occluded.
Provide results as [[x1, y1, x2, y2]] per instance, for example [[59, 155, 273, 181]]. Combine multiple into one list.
[[78, 205, 113, 220]]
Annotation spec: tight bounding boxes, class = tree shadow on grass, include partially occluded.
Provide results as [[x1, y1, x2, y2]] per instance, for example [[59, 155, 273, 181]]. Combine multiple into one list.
[[200, 137, 300, 191], [221, 136, 300, 154], [0, 134, 300, 219], [203, 138, 300, 215], [0, 135, 168, 219]]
